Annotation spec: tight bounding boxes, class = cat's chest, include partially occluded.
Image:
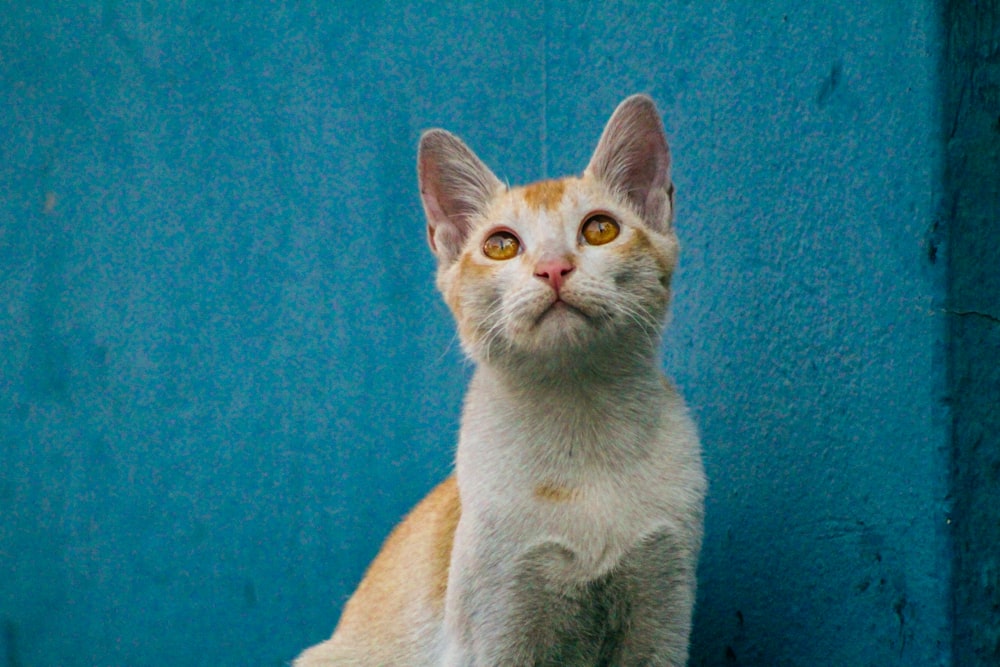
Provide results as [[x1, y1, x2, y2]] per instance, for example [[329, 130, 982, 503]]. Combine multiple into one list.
[[527, 470, 654, 536], [549, 474, 672, 577], [456, 370, 696, 577], [459, 439, 678, 578]]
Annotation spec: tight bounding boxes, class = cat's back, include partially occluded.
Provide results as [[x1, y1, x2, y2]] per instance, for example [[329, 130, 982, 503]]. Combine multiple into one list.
[[294, 477, 459, 666]]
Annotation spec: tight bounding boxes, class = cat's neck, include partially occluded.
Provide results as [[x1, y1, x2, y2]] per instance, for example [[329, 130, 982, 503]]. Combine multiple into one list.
[[482, 325, 664, 389], [481, 351, 663, 400], [462, 352, 673, 468]]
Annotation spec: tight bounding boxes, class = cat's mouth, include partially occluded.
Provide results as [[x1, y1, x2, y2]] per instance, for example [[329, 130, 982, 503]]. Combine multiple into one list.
[[534, 298, 590, 325]]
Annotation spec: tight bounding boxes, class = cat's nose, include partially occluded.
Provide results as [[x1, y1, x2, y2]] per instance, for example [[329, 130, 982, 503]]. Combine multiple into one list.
[[534, 257, 575, 293]]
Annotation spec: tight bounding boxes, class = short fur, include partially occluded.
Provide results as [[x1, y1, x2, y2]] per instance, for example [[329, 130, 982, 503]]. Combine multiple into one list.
[[296, 94, 705, 667]]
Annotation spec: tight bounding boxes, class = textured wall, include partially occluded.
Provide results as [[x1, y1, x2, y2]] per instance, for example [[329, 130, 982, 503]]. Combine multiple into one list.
[[0, 2, 966, 665], [944, 2, 1000, 665]]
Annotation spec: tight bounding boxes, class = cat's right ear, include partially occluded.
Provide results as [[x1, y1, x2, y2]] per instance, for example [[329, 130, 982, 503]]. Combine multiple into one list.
[[586, 94, 674, 233], [418, 129, 504, 264]]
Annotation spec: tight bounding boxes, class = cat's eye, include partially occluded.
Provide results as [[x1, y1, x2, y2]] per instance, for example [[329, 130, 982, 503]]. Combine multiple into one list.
[[483, 230, 521, 260], [581, 214, 620, 246]]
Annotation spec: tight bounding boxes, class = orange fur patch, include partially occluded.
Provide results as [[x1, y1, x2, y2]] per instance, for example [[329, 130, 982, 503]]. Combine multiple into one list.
[[534, 482, 577, 503], [457, 250, 493, 279], [450, 252, 501, 346], [617, 226, 654, 254], [614, 226, 674, 280], [333, 476, 460, 639], [428, 476, 461, 607], [519, 179, 567, 211]]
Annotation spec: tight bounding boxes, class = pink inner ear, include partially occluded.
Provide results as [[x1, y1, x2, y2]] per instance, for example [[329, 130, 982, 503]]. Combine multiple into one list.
[[586, 96, 673, 232], [427, 224, 438, 253], [422, 191, 449, 253], [418, 128, 503, 263]]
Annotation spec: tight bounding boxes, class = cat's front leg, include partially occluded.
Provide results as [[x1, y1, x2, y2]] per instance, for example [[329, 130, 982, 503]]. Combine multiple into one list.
[[443, 535, 602, 667], [602, 529, 699, 667]]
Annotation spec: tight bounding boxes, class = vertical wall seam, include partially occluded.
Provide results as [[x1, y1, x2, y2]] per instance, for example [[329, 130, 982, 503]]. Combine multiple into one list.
[[541, 0, 548, 178]]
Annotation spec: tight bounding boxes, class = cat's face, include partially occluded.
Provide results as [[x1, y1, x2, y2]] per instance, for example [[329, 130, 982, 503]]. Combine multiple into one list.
[[419, 95, 678, 368], [436, 175, 678, 364]]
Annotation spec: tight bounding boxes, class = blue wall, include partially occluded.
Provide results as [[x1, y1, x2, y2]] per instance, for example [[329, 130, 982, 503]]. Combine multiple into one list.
[[1, 2, 988, 665], [944, 2, 1000, 664]]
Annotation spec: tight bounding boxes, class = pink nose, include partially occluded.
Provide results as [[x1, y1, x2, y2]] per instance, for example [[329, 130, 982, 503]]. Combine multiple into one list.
[[534, 258, 574, 293]]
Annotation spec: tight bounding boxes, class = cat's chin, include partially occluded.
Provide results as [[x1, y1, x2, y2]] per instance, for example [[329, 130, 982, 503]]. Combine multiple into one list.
[[533, 299, 589, 326], [506, 300, 604, 356]]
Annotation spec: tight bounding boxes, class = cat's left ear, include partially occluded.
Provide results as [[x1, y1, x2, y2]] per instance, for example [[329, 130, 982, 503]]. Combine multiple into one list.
[[585, 94, 675, 232], [418, 129, 504, 265]]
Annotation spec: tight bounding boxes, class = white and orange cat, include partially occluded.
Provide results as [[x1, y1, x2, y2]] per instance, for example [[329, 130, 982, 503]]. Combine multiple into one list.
[[296, 95, 706, 666]]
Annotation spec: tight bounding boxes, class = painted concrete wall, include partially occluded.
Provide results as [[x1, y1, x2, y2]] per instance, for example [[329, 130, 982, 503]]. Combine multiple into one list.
[[944, 2, 1000, 664], [2, 2, 985, 665]]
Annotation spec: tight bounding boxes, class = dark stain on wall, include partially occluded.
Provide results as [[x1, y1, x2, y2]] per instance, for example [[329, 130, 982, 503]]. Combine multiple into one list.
[[816, 60, 844, 107], [3, 619, 22, 667]]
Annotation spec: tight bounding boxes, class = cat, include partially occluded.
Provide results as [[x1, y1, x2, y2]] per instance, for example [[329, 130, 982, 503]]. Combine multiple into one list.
[[295, 94, 706, 666]]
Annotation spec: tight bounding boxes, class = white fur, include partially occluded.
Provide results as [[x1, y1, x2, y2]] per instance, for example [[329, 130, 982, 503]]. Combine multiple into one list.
[[296, 95, 704, 667], [439, 174, 704, 664]]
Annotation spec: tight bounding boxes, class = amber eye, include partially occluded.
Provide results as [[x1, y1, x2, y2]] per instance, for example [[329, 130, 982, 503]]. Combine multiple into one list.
[[483, 230, 521, 260], [581, 214, 620, 246]]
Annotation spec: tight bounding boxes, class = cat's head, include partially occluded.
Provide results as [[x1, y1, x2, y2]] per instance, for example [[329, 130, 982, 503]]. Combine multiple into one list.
[[418, 95, 679, 372]]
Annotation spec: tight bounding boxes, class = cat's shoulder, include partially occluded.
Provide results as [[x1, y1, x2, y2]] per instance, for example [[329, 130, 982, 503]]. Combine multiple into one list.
[[327, 476, 459, 654], [361, 475, 460, 605]]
